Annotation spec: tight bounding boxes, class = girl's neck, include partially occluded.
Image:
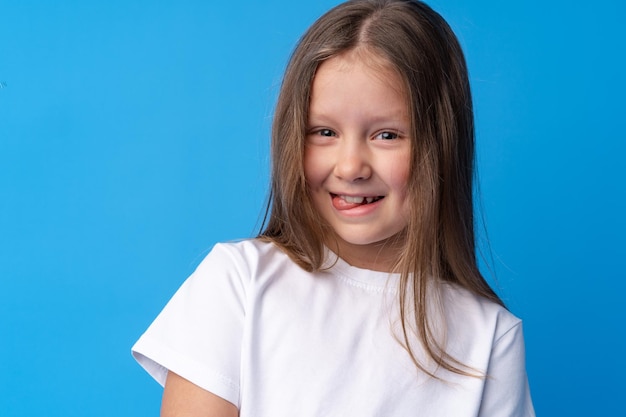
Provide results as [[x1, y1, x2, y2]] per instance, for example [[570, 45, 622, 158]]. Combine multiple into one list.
[[326, 236, 404, 273]]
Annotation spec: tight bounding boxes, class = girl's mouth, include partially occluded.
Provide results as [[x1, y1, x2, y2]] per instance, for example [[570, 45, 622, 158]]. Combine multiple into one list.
[[331, 193, 384, 210]]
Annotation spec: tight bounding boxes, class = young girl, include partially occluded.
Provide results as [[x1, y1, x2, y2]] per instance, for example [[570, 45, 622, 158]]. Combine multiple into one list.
[[133, 1, 535, 415]]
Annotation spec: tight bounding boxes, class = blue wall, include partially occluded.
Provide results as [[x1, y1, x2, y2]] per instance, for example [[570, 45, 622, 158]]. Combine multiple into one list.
[[1, 0, 624, 415]]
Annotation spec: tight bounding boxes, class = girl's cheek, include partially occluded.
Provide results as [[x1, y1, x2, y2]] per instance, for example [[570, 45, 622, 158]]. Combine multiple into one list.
[[303, 148, 325, 187], [386, 152, 411, 187], [304, 143, 336, 175]]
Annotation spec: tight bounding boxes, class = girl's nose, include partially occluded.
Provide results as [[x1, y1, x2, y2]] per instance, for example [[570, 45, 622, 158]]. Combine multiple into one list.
[[333, 139, 372, 182]]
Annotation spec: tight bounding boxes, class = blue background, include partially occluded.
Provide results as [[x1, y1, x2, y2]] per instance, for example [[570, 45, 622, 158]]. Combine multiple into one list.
[[1, 0, 624, 415]]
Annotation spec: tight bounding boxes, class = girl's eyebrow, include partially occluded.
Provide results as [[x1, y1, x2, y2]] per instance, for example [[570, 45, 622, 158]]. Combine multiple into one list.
[[308, 112, 409, 126]]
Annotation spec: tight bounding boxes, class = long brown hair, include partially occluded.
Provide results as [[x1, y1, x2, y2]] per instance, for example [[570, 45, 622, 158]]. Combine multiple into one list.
[[259, 0, 504, 377]]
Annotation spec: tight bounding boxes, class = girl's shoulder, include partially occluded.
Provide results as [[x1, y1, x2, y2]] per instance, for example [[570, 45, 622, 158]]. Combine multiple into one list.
[[202, 238, 290, 270], [192, 238, 302, 285], [440, 282, 524, 345], [209, 237, 277, 257]]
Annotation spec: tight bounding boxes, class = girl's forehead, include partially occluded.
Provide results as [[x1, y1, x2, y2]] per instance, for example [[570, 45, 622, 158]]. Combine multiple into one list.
[[315, 49, 406, 97], [309, 51, 410, 126]]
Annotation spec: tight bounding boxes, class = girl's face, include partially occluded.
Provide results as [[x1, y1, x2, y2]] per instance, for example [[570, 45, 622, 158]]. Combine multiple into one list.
[[304, 51, 411, 271]]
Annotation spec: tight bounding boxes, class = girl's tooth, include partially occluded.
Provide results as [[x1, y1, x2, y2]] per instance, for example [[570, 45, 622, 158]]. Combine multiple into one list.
[[343, 195, 365, 204], [341, 195, 382, 204]]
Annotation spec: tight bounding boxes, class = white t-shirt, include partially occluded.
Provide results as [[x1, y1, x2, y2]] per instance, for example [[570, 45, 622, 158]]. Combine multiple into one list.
[[132, 239, 534, 416]]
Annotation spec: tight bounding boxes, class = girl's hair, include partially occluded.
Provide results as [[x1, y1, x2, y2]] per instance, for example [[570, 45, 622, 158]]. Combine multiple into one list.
[[259, 0, 504, 377]]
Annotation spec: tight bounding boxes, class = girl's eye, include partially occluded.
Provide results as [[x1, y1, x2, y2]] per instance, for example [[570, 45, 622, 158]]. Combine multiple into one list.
[[317, 129, 336, 137], [376, 131, 399, 140]]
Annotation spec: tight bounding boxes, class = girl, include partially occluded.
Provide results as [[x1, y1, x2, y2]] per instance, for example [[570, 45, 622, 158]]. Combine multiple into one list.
[[133, 0, 535, 416]]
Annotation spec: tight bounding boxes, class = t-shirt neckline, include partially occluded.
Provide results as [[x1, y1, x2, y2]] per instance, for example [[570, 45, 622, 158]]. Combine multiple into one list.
[[322, 247, 401, 291]]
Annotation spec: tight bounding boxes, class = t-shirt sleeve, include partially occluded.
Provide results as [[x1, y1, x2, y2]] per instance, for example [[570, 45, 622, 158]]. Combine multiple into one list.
[[131, 243, 249, 407], [478, 321, 535, 417]]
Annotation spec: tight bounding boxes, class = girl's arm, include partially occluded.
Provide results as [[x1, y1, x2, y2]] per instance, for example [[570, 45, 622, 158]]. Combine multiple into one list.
[[161, 371, 238, 417]]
